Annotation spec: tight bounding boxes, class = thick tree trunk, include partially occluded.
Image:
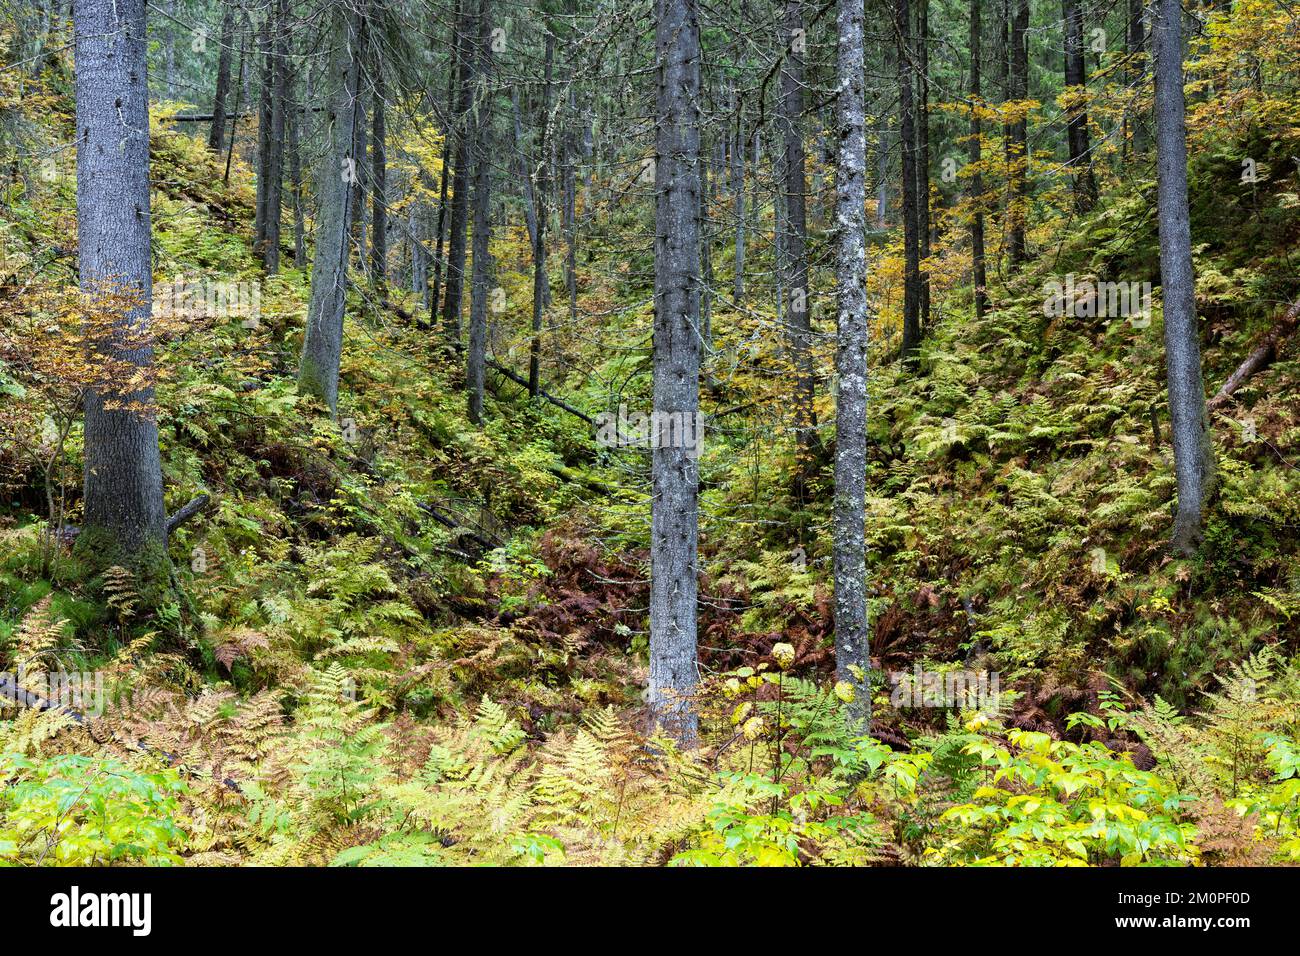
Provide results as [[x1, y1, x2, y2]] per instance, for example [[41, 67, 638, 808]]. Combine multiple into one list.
[[897, 0, 922, 357], [466, 0, 493, 425], [208, 5, 235, 153], [298, 10, 362, 414], [72, 0, 169, 581], [970, 0, 988, 319], [1153, 0, 1214, 554], [1062, 0, 1098, 212], [832, 0, 871, 725], [649, 0, 702, 743], [1008, 0, 1029, 266], [780, 0, 816, 490]]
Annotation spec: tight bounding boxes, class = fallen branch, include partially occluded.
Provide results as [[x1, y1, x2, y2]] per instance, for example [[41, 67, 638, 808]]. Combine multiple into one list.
[[1207, 295, 1300, 410], [165, 494, 212, 537]]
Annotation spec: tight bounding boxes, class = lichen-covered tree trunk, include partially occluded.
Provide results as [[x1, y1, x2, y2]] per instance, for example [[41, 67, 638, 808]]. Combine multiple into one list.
[[466, 0, 493, 425], [1062, 0, 1097, 212], [72, 0, 168, 583], [208, 4, 235, 154], [298, 10, 361, 414], [832, 0, 871, 726], [370, 61, 388, 286], [649, 0, 702, 743], [441, 0, 475, 341], [779, 0, 816, 492], [1153, 0, 1214, 554], [916, 0, 931, 331], [1008, 0, 1029, 266], [896, 0, 921, 358], [970, 0, 988, 319]]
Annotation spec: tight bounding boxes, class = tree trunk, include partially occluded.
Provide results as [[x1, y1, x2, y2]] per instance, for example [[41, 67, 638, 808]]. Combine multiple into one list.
[[897, 0, 922, 357], [466, 0, 494, 425], [1008, 0, 1029, 266], [1127, 0, 1148, 153], [780, 0, 816, 491], [429, 0, 462, 327], [832, 0, 871, 725], [1153, 0, 1214, 554], [262, 0, 288, 274], [72, 0, 169, 581], [649, 0, 702, 743], [298, 9, 362, 414], [916, 0, 931, 330], [1062, 0, 1098, 212], [528, 30, 555, 396], [732, 109, 746, 305], [970, 0, 988, 319], [441, 0, 475, 341], [208, 4, 235, 153], [370, 61, 387, 286], [287, 67, 307, 268]]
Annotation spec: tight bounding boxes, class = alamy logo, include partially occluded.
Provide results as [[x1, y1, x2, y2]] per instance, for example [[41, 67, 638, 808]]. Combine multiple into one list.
[[153, 275, 262, 325], [50, 886, 152, 937], [1042, 274, 1152, 326], [594, 404, 704, 458]]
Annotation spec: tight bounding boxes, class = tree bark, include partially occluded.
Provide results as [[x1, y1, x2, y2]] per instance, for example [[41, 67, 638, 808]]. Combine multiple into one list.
[[72, 0, 168, 578], [780, 0, 816, 490], [1062, 0, 1098, 212], [897, 0, 922, 357], [441, 0, 476, 341], [298, 9, 362, 414], [1153, 0, 1214, 554], [208, 4, 235, 154], [649, 0, 702, 743], [466, 0, 493, 425], [1008, 0, 1029, 266], [370, 59, 387, 286], [832, 0, 871, 725], [916, 0, 931, 330], [970, 0, 988, 319]]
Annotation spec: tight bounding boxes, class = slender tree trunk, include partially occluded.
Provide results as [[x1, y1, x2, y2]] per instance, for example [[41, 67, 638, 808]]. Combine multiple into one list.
[[732, 109, 746, 305], [429, 0, 462, 328], [287, 68, 307, 268], [1153, 0, 1214, 554], [1062, 0, 1098, 212], [649, 0, 702, 743], [223, 30, 246, 186], [780, 0, 816, 491], [970, 0, 988, 319], [466, 0, 493, 425], [528, 30, 555, 396], [897, 0, 921, 357], [262, 0, 288, 274], [441, 0, 475, 341], [916, 0, 931, 330], [876, 123, 889, 229], [72, 0, 168, 579], [370, 61, 387, 286], [298, 9, 361, 414], [1008, 0, 1029, 266], [832, 0, 871, 725], [1128, 0, 1148, 153], [208, 4, 235, 153]]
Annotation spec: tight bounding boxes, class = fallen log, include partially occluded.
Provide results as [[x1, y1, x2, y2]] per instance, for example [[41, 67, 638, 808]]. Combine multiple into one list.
[[1207, 294, 1300, 410]]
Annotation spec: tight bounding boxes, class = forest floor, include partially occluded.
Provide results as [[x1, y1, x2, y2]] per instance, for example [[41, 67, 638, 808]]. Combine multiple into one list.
[[2, 77, 1300, 865]]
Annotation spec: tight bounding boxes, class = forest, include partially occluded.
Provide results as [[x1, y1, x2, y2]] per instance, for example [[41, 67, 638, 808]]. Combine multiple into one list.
[[0, 0, 1299, 892]]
